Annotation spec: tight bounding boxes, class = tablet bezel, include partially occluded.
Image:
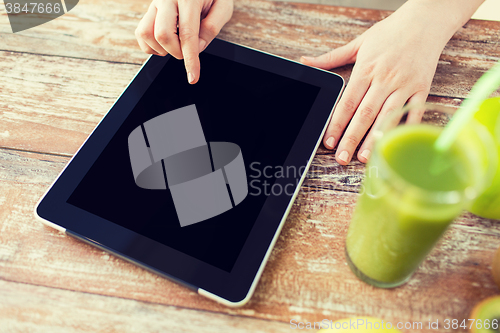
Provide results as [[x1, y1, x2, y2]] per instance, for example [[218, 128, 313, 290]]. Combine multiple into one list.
[[36, 38, 344, 306]]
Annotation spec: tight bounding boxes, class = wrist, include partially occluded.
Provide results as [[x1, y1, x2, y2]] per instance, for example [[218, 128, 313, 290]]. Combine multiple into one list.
[[399, 0, 485, 45]]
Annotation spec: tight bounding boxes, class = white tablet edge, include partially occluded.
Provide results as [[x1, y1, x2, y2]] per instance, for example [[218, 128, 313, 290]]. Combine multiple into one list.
[[199, 74, 344, 307], [34, 45, 345, 307]]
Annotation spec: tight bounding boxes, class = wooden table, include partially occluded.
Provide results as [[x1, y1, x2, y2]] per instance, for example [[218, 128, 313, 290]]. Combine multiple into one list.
[[1, 0, 500, 331]]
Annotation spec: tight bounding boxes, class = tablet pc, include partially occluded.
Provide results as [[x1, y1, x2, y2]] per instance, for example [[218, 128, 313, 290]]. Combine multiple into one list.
[[36, 38, 344, 306]]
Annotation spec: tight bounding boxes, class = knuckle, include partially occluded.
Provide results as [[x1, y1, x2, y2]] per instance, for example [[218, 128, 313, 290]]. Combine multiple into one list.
[[409, 104, 426, 119], [324, 51, 336, 63], [154, 30, 169, 45], [340, 98, 358, 114], [135, 27, 151, 40], [382, 105, 398, 116], [414, 81, 430, 94], [358, 106, 377, 122], [344, 135, 360, 148], [328, 121, 344, 135], [356, 63, 375, 77], [381, 68, 398, 84], [178, 26, 198, 41], [202, 20, 220, 37], [397, 74, 411, 87]]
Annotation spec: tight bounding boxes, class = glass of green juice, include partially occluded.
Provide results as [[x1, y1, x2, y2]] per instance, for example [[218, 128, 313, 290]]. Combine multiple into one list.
[[345, 103, 497, 288], [469, 97, 500, 220]]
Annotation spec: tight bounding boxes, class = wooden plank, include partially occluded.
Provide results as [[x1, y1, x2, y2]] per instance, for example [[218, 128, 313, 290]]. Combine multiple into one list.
[[0, 49, 492, 157], [0, 0, 498, 131], [0, 0, 150, 64], [2, 0, 499, 66], [1, 148, 499, 332], [1, 0, 500, 331], [0, 279, 293, 333], [0, 51, 139, 155], [1, 1, 499, 158]]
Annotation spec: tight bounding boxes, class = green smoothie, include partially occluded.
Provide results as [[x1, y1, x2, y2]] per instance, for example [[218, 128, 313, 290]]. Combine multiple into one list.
[[469, 97, 500, 220], [346, 124, 479, 286]]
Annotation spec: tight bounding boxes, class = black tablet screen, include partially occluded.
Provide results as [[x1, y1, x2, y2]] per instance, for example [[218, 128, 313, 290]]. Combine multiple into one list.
[[67, 52, 320, 272]]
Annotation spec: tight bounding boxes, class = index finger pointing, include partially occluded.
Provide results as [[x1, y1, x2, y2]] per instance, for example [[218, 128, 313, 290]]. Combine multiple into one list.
[[178, 0, 202, 84]]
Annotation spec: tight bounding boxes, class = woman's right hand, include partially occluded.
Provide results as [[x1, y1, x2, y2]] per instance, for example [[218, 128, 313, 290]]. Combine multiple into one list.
[[135, 0, 234, 84]]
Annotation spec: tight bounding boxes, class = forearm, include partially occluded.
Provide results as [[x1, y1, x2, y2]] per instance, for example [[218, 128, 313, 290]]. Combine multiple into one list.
[[400, 0, 485, 45]]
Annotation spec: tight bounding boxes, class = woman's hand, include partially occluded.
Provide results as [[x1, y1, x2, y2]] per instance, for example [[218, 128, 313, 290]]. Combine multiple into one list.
[[135, 0, 234, 84], [301, 0, 473, 165]]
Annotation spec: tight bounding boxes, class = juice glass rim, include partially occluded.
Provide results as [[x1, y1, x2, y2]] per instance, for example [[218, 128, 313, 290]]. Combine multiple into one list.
[[370, 102, 497, 206]]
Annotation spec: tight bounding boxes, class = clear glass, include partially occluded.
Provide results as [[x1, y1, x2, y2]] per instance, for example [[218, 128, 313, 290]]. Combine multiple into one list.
[[345, 103, 498, 288], [469, 97, 500, 220]]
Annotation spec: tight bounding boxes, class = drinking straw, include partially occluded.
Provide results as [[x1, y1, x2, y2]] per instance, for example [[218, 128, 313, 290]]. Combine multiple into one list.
[[434, 60, 500, 152]]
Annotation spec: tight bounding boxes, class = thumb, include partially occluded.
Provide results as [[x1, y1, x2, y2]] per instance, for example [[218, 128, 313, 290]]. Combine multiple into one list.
[[301, 39, 359, 70]]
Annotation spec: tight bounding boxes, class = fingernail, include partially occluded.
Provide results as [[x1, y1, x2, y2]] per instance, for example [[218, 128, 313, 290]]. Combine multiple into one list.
[[301, 56, 314, 63], [338, 151, 349, 163], [199, 39, 207, 52], [360, 149, 371, 161], [187, 72, 195, 84], [325, 136, 335, 149]]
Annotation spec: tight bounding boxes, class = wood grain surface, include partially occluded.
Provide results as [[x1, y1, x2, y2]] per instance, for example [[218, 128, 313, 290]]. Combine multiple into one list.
[[1, 0, 500, 332]]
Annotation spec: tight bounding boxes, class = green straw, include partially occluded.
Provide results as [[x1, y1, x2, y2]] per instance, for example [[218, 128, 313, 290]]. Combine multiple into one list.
[[434, 60, 500, 152]]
